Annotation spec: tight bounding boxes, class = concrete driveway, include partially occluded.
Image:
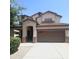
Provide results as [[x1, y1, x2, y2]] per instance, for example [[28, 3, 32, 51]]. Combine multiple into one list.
[[23, 43, 69, 59]]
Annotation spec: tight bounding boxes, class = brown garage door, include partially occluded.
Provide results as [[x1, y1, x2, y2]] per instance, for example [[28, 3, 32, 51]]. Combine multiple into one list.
[[37, 30, 65, 42]]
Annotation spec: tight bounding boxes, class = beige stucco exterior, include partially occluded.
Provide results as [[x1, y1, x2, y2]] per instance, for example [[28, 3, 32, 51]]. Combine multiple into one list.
[[37, 12, 61, 24], [32, 14, 39, 20], [65, 29, 69, 42], [22, 11, 69, 43]]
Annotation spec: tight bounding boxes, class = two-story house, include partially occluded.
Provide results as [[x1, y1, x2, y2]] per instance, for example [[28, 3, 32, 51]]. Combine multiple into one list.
[[22, 11, 69, 43]]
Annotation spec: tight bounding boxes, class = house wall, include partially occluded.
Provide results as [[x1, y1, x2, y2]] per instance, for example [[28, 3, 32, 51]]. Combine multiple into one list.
[[65, 29, 69, 42], [22, 20, 37, 43], [32, 14, 39, 20], [37, 13, 61, 24]]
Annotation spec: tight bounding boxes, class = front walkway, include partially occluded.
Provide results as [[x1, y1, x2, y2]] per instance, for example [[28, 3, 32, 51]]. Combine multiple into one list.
[[23, 43, 69, 59]]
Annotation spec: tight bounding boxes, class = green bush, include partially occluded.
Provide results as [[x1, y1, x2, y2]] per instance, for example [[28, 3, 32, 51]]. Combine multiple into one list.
[[10, 37, 21, 55]]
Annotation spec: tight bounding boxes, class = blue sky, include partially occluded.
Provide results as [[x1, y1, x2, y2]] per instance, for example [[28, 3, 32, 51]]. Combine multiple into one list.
[[16, 0, 69, 23]]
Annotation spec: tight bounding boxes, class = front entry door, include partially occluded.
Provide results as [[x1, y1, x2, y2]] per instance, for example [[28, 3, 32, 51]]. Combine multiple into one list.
[[27, 26, 33, 42]]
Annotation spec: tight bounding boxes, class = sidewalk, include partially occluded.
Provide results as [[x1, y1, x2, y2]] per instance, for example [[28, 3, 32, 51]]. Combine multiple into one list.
[[23, 43, 69, 59]]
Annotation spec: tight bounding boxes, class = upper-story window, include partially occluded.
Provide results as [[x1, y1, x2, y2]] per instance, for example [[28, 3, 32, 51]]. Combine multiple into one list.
[[42, 18, 54, 23]]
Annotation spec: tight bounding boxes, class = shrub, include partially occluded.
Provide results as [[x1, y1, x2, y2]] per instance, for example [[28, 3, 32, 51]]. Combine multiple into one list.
[[10, 37, 21, 55]]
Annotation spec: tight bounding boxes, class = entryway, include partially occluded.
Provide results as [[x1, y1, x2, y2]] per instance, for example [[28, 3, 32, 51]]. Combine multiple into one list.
[[27, 26, 33, 42]]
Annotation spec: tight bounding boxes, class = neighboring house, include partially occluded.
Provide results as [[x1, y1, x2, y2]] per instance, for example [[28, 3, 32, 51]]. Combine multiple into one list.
[[22, 11, 69, 43]]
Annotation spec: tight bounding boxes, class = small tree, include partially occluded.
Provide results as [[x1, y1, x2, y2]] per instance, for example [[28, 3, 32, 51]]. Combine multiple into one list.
[[10, 0, 25, 26]]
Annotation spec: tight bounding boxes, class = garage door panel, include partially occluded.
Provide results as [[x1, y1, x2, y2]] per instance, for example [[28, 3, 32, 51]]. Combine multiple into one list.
[[37, 30, 65, 42]]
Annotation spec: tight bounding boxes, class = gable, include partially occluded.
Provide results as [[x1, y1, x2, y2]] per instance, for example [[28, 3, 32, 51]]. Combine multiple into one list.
[[42, 11, 62, 17], [37, 11, 62, 24], [42, 12, 56, 21], [23, 20, 36, 27]]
